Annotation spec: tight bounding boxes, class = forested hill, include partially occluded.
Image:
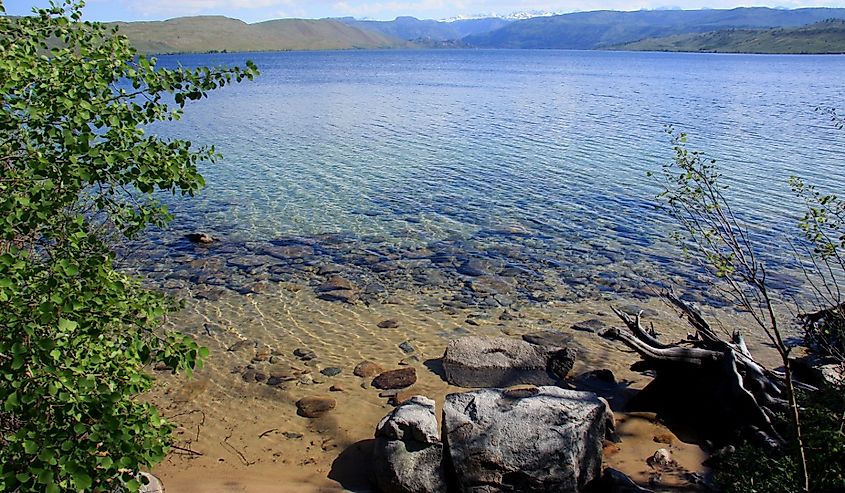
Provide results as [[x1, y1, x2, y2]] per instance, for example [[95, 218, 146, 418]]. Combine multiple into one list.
[[464, 7, 845, 49], [112, 16, 408, 54], [614, 19, 845, 54]]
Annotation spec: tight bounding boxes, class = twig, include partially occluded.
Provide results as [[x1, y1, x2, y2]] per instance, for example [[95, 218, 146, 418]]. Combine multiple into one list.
[[259, 428, 277, 439], [221, 432, 254, 466], [171, 445, 203, 456]]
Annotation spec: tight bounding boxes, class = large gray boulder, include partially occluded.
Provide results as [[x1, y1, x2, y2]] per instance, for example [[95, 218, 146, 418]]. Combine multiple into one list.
[[443, 387, 607, 492], [372, 396, 447, 493], [442, 336, 574, 388]]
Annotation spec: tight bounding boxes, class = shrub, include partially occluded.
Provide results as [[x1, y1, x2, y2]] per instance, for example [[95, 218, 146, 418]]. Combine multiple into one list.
[[0, 1, 257, 491], [714, 384, 845, 493]]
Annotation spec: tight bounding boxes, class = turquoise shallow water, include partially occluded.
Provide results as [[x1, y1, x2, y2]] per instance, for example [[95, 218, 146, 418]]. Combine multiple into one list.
[[137, 49, 845, 304]]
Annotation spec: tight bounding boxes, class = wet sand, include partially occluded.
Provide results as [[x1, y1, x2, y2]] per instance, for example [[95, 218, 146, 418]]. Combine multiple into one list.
[[144, 274, 787, 492]]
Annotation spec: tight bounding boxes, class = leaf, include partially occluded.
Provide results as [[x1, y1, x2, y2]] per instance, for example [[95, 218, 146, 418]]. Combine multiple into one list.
[[72, 472, 92, 491], [23, 440, 38, 454], [58, 318, 78, 332], [4, 392, 19, 411]]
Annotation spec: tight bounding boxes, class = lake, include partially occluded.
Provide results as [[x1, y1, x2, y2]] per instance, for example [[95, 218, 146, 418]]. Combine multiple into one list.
[[142, 49, 844, 490], [141, 49, 845, 305]]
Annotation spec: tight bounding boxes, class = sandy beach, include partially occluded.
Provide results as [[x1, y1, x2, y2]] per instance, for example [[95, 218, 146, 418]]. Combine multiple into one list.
[[145, 274, 786, 492]]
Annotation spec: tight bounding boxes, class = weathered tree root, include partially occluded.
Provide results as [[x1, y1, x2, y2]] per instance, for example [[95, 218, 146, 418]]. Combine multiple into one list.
[[598, 292, 807, 448]]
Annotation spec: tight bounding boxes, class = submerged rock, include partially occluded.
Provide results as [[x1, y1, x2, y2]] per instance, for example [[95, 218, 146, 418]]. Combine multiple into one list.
[[354, 360, 385, 378], [296, 396, 336, 418], [443, 387, 607, 492], [522, 330, 574, 348], [316, 275, 357, 292], [293, 347, 316, 361], [457, 259, 493, 277], [372, 396, 446, 493], [571, 319, 608, 333], [186, 232, 215, 244], [399, 341, 416, 354], [442, 336, 573, 388], [318, 289, 358, 304], [226, 339, 258, 352], [372, 368, 417, 390], [320, 367, 342, 377]]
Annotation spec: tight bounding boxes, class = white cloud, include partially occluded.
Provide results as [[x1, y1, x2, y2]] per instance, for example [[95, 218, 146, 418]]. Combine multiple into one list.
[[124, 0, 296, 16]]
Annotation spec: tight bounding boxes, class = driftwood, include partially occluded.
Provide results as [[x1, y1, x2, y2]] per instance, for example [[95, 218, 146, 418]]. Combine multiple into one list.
[[599, 292, 804, 447]]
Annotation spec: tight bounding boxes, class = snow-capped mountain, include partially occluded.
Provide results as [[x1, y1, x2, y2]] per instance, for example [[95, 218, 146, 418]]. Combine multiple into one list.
[[441, 10, 564, 23]]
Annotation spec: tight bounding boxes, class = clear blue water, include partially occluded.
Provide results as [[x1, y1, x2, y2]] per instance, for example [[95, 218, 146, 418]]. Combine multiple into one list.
[[141, 49, 845, 304]]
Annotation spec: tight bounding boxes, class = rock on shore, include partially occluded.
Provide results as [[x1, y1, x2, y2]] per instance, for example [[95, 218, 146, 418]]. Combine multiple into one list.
[[371, 388, 610, 492], [442, 336, 574, 388], [372, 396, 446, 493], [443, 387, 607, 492]]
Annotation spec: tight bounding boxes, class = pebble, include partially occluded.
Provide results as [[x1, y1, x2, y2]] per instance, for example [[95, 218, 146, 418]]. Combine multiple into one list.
[[318, 289, 358, 304], [398, 341, 416, 354], [320, 367, 342, 377], [267, 376, 287, 386], [296, 397, 336, 418], [353, 360, 385, 378], [372, 368, 417, 390], [647, 448, 677, 469], [378, 319, 400, 329], [227, 339, 257, 352], [294, 348, 316, 361], [316, 275, 356, 292], [571, 319, 608, 333]]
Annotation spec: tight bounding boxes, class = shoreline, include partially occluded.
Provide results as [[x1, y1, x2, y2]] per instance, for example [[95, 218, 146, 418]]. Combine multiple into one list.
[[140, 232, 789, 492]]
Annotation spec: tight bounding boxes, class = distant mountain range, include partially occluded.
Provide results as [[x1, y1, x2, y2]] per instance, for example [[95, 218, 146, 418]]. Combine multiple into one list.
[[464, 7, 845, 49], [112, 16, 407, 53], [614, 19, 845, 54], [105, 7, 845, 54]]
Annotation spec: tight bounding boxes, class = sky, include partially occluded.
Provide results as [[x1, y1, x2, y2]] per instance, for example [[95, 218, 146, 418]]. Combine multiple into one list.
[[4, 0, 845, 22]]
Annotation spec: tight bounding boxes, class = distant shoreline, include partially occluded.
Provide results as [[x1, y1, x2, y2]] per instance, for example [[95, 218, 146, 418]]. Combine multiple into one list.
[[148, 47, 845, 56]]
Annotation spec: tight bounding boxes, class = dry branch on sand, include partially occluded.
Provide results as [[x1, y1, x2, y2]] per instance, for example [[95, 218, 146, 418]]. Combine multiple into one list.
[[598, 291, 815, 448]]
